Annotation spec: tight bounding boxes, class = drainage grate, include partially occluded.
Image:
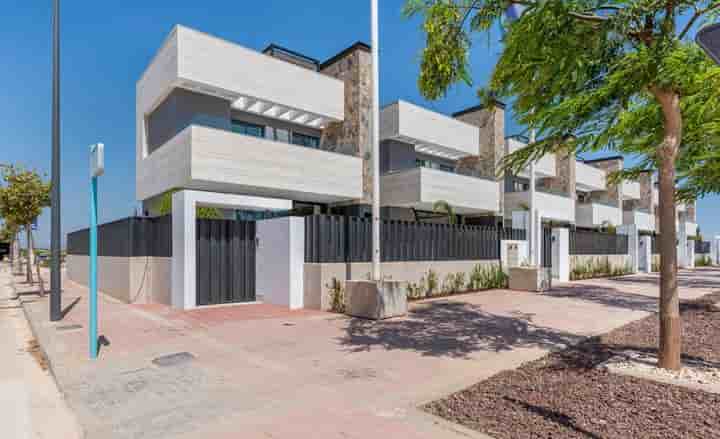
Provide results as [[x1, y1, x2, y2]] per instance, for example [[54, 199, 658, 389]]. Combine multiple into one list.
[[152, 352, 195, 367], [56, 324, 83, 331]]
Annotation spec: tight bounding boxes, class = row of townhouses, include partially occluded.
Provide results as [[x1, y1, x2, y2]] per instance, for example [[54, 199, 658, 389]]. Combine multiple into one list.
[[67, 25, 702, 310], [137, 26, 697, 234]]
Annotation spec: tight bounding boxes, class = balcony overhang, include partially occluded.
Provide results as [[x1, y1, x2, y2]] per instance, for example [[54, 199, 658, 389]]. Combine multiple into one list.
[[622, 181, 641, 200], [507, 138, 556, 178], [576, 202, 623, 228], [381, 168, 500, 214], [505, 191, 575, 223], [380, 101, 479, 160], [575, 161, 606, 192], [137, 25, 345, 124], [623, 210, 655, 232]]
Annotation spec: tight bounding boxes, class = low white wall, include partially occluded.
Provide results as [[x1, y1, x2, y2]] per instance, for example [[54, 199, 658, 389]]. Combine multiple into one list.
[[256, 217, 305, 309], [304, 260, 500, 311], [66, 255, 171, 304]]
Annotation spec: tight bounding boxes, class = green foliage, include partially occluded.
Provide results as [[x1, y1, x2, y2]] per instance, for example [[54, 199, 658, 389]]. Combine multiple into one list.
[[407, 0, 720, 200], [426, 268, 439, 294], [432, 200, 457, 224], [441, 271, 467, 294], [468, 262, 508, 290], [157, 190, 223, 219], [570, 257, 633, 280], [696, 255, 712, 267], [0, 166, 50, 228], [326, 277, 346, 313]]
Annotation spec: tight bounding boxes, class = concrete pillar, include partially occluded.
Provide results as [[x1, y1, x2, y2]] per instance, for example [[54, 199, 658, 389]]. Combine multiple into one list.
[[639, 235, 652, 273], [713, 236, 720, 265], [678, 219, 689, 268], [172, 190, 196, 310], [256, 217, 305, 309], [618, 224, 639, 273], [551, 228, 569, 282]]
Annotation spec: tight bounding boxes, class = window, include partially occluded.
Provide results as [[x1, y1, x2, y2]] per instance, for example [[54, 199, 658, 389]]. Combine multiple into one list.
[[291, 132, 320, 148], [439, 164, 454, 172], [231, 120, 265, 138], [416, 159, 431, 168]]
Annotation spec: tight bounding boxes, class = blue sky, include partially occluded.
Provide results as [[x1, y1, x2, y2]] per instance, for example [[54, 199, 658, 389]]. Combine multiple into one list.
[[1, 1, 717, 247]]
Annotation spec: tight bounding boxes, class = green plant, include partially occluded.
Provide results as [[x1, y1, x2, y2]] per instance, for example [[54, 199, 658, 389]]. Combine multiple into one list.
[[326, 277, 345, 314], [441, 272, 467, 295], [468, 263, 507, 290], [426, 269, 439, 296], [432, 200, 457, 225], [158, 189, 223, 219], [696, 255, 712, 267], [570, 257, 632, 281]]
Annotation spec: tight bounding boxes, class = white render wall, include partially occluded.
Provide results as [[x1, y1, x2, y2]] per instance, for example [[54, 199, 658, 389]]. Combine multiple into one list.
[[507, 138, 556, 178], [380, 167, 500, 214], [576, 203, 623, 228], [575, 161, 606, 191], [505, 191, 576, 223], [256, 217, 305, 309], [623, 210, 655, 232], [380, 101, 480, 158], [138, 125, 364, 202]]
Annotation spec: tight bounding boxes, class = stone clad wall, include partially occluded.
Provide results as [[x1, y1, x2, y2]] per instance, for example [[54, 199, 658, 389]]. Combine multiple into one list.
[[540, 149, 577, 199], [586, 157, 623, 210], [320, 45, 373, 204]]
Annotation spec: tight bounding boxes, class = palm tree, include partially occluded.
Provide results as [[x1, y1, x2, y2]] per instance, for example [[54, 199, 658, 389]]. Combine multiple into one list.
[[433, 200, 456, 225]]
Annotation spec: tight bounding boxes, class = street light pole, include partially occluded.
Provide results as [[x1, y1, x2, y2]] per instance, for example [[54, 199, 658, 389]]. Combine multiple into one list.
[[50, 0, 62, 321], [370, 0, 381, 282]]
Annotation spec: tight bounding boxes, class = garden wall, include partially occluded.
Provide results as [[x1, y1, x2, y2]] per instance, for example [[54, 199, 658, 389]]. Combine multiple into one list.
[[304, 260, 501, 311], [66, 255, 172, 304]]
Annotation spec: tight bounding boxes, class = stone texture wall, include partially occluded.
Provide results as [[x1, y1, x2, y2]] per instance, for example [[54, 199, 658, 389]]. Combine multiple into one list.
[[539, 149, 577, 199], [623, 171, 654, 212], [586, 158, 623, 209], [320, 47, 373, 204], [453, 103, 506, 214]]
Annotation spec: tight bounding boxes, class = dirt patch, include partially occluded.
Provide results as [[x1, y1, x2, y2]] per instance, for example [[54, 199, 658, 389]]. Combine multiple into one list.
[[424, 293, 720, 439], [27, 338, 49, 371]]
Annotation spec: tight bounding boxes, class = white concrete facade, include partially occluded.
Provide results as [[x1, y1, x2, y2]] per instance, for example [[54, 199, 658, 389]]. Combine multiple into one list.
[[380, 101, 480, 160], [623, 210, 655, 232], [505, 191, 576, 223], [138, 125, 363, 202], [551, 228, 570, 282], [575, 162, 606, 192], [618, 224, 639, 273], [576, 202, 623, 229], [380, 167, 500, 214], [171, 190, 292, 310]]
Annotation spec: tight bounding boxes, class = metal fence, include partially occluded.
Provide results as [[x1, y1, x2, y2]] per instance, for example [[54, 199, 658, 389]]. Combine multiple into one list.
[[570, 229, 629, 255], [695, 240, 711, 254], [304, 215, 524, 263], [66, 215, 172, 257]]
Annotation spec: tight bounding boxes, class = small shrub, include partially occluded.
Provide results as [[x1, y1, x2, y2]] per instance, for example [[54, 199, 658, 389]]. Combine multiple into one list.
[[696, 255, 712, 267], [570, 257, 632, 280], [406, 276, 427, 300], [426, 269, 439, 296], [326, 277, 345, 313], [468, 263, 507, 290]]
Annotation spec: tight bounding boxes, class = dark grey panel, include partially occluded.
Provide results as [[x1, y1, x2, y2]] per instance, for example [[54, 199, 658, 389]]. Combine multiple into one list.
[[147, 88, 231, 153], [570, 230, 629, 255], [380, 139, 416, 173], [66, 216, 172, 257]]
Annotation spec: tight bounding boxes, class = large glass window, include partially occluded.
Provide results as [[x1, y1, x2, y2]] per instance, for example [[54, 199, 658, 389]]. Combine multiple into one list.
[[231, 120, 265, 138], [291, 132, 320, 148]]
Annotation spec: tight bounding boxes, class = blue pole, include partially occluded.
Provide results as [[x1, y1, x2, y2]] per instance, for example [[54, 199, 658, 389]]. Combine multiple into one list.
[[89, 175, 98, 359]]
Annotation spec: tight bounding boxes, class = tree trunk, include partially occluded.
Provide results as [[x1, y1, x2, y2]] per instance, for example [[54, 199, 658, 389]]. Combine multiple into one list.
[[25, 225, 34, 284], [29, 229, 44, 296], [11, 233, 21, 275], [653, 88, 682, 371]]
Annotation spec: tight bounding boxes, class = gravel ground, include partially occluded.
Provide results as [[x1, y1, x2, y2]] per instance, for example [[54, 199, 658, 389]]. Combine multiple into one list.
[[424, 293, 720, 439]]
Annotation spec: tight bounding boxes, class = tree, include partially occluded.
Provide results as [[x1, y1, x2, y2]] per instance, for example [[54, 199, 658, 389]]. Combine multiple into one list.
[[433, 200, 457, 224], [406, 0, 720, 370], [0, 220, 21, 273], [0, 166, 51, 287]]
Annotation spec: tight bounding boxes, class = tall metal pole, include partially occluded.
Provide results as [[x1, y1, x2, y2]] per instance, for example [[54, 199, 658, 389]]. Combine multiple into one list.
[[528, 128, 536, 266], [50, 0, 62, 321], [370, 0, 381, 281]]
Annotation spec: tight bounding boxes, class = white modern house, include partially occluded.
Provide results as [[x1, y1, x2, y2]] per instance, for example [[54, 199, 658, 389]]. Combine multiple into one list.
[[379, 101, 501, 219]]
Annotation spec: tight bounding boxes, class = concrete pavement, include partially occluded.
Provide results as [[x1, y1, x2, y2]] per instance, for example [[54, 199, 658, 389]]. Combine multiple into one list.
[[0, 263, 81, 439], [19, 267, 720, 439]]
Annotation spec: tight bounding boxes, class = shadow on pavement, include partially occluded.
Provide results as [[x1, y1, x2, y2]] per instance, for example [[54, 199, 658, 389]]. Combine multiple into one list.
[[339, 300, 582, 358]]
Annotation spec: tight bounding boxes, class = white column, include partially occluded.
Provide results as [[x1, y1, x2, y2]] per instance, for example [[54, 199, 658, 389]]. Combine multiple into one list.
[[171, 190, 196, 310], [678, 220, 688, 268], [551, 228, 569, 282], [618, 224, 638, 273], [639, 235, 652, 273], [256, 217, 305, 309], [370, 0, 381, 281]]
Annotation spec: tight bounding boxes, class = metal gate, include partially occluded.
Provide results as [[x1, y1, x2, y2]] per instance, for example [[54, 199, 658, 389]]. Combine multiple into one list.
[[541, 226, 552, 268], [196, 219, 256, 306]]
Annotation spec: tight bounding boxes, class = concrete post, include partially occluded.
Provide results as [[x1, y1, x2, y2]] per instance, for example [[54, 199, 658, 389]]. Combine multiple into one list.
[[678, 219, 689, 268], [639, 235, 652, 273], [618, 224, 639, 273], [713, 236, 720, 265], [551, 228, 569, 282]]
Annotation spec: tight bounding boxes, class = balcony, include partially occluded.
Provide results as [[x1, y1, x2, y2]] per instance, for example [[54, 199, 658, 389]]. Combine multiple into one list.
[[505, 189, 575, 223], [137, 125, 363, 202], [622, 181, 641, 199], [575, 162, 606, 191], [380, 167, 500, 214], [576, 202, 623, 228], [506, 138, 556, 178], [685, 221, 698, 237], [138, 25, 344, 130], [623, 209, 655, 232], [380, 101, 479, 160]]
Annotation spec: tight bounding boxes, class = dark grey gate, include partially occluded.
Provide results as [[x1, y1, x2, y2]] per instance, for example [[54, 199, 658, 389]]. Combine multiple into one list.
[[196, 219, 256, 306], [541, 226, 552, 268]]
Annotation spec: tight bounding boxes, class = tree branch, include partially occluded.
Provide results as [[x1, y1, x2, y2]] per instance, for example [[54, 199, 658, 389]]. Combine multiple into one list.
[[679, 3, 720, 39]]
